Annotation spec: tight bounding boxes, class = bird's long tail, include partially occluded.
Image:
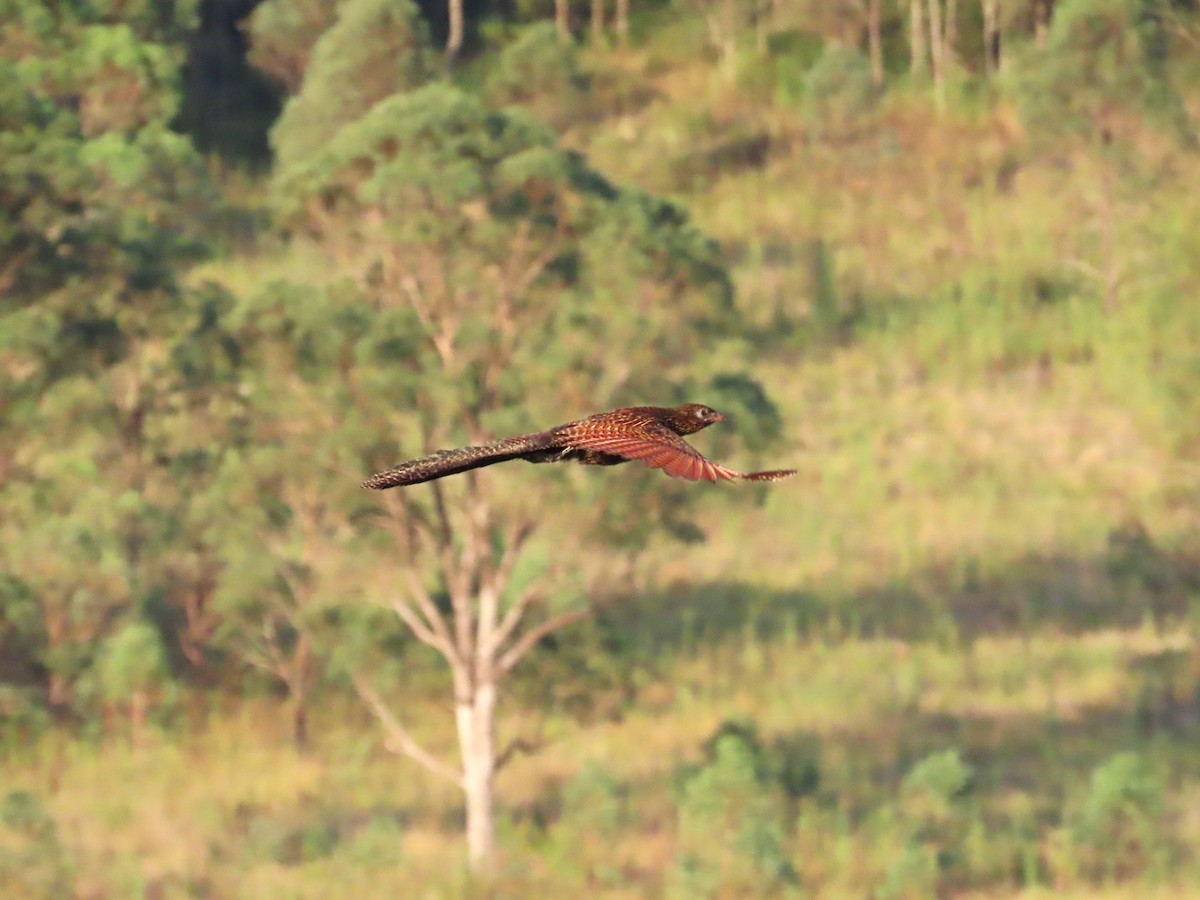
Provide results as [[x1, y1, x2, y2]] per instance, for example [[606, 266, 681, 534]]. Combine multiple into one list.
[[735, 469, 796, 482], [362, 433, 556, 489]]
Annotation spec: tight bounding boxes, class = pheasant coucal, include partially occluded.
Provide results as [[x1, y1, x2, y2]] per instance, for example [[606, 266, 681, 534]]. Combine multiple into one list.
[[363, 404, 795, 489]]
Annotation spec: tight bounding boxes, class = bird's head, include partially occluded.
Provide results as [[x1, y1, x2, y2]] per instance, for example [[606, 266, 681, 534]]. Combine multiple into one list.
[[670, 403, 725, 435]]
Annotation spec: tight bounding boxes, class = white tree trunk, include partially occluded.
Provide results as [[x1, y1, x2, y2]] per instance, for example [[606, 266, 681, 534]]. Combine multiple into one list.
[[457, 681, 497, 870], [910, 0, 927, 78], [555, 0, 570, 41], [867, 0, 883, 87], [1034, 0, 1050, 46], [755, 0, 772, 52], [926, 0, 945, 111], [447, 0, 464, 59]]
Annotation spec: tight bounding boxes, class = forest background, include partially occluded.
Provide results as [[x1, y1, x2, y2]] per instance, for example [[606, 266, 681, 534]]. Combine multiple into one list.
[[3, 0, 1200, 895]]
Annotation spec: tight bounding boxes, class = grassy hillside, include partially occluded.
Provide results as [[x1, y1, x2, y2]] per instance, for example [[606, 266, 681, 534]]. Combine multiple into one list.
[[6, 12, 1200, 899]]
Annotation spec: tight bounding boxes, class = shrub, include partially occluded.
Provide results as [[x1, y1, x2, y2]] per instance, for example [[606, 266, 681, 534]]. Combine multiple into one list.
[[671, 726, 797, 897], [484, 22, 590, 130], [802, 44, 878, 140], [879, 749, 976, 896], [1066, 751, 1171, 882], [0, 791, 74, 897], [269, 0, 435, 172]]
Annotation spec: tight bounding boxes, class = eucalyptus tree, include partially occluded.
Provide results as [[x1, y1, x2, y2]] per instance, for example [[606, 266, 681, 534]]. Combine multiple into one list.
[[202, 280, 390, 749], [244, 0, 345, 94], [0, 0, 228, 710], [267, 0, 435, 173], [266, 83, 785, 869]]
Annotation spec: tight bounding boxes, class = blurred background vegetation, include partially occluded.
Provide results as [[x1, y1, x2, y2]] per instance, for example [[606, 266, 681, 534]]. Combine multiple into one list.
[[3, 0, 1200, 895]]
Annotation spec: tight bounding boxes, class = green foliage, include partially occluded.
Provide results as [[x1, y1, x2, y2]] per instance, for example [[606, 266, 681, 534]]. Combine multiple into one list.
[[762, 29, 828, 105], [1067, 751, 1171, 882], [337, 813, 405, 866], [0, 275, 245, 714], [202, 285, 380, 709], [0, 0, 235, 698], [801, 43, 878, 139], [245, 0, 346, 93], [542, 762, 629, 883], [508, 615, 638, 722], [95, 620, 171, 704], [484, 22, 590, 129], [0, 0, 197, 43], [879, 749, 977, 897], [0, 12, 213, 309], [561, 763, 626, 833], [0, 791, 74, 898], [772, 732, 822, 803], [671, 727, 796, 897], [900, 748, 974, 809], [0, 491, 133, 710], [0, 685, 50, 748], [269, 0, 436, 173], [0, 3, 222, 641], [707, 372, 784, 451], [239, 804, 343, 866], [1009, 0, 1191, 149]]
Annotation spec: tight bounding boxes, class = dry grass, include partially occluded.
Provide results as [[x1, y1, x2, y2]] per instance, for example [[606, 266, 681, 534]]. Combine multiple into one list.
[[6, 625, 1195, 896]]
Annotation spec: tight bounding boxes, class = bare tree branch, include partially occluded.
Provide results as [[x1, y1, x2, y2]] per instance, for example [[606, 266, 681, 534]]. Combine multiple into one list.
[[351, 673, 464, 787], [391, 596, 453, 657], [495, 734, 546, 772], [493, 520, 535, 592], [0, 247, 31, 297], [487, 587, 541, 660], [1166, 6, 1200, 51], [401, 570, 458, 661], [497, 607, 591, 675]]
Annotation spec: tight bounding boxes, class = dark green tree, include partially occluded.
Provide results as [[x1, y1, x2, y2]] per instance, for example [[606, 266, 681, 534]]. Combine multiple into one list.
[[202, 283, 385, 749], [1068, 751, 1171, 882], [0, 791, 74, 897], [0, 1, 232, 712], [244, 0, 346, 94], [268, 0, 436, 173], [671, 730, 795, 896], [95, 618, 173, 743], [483, 22, 590, 130], [1011, 0, 1188, 149], [880, 748, 977, 896]]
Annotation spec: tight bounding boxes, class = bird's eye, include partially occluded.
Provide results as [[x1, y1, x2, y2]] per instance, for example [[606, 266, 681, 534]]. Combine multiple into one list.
[[696, 406, 710, 418]]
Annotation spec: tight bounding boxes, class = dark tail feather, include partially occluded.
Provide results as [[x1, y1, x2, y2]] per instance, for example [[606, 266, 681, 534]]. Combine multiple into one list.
[[362, 433, 554, 489], [738, 469, 796, 482]]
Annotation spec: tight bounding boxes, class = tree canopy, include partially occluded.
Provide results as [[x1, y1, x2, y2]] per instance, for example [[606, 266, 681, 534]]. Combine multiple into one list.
[[267, 0, 436, 173]]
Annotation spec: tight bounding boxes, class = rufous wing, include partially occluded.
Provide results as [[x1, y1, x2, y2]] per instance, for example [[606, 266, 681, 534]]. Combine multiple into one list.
[[563, 424, 793, 483]]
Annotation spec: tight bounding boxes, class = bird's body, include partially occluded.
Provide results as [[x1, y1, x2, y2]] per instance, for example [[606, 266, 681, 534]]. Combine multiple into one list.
[[363, 404, 795, 490]]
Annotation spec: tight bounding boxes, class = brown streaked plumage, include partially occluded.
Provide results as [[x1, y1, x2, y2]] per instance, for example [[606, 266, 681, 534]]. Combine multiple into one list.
[[362, 403, 795, 489]]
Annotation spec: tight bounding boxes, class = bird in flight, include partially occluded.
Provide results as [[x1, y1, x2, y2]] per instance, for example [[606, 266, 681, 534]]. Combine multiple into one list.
[[363, 404, 795, 490]]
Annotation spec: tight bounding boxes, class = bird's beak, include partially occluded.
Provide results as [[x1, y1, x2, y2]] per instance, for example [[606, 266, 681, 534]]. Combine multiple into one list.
[[712, 411, 726, 423]]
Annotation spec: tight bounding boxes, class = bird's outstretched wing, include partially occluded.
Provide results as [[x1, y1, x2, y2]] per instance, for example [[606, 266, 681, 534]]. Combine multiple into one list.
[[362, 432, 555, 489], [559, 421, 794, 483]]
